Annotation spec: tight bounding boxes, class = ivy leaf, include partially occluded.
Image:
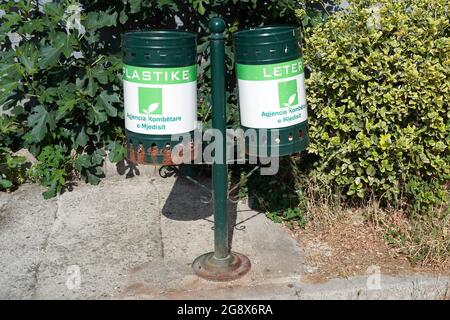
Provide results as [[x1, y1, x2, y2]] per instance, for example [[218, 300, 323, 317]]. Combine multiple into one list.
[[39, 32, 72, 69], [0, 63, 19, 79], [41, 170, 66, 199], [379, 134, 392, 150], [0, 82, 19, 105], [86, 171, 101, 185], [54, 32, 74, 59], [302, 15, 311, 27], [0, 178, 13, 190], [56, 99, 78, 121], [43, 2, 65, 22], [366, 165, 376, 177], [74, 154, 90, 171], [0, 12, 22, 32], [107, 141, 126, 163], [0, 64, 22, 109], [84, 11, 117, 30], [39, 42, 64, 69], [16, 44, 39, 75], [75, 153, 104, 185], [84, 67, 108, 97], [92, 105, 108, 125], [75, 127, 89, 148], [85, 76, 98, 97], [156, 0, 178, 10], [27, 106, 56, 142], [119, 10, 129, 24], [91, 151, 105, 166], [20, 17, 45, 34], [90, 67, 109, 84], [193, 0, 208, 15], [129, 0, 143, 14], [97, 91, 120, 117], [42, 185, 58, 199]]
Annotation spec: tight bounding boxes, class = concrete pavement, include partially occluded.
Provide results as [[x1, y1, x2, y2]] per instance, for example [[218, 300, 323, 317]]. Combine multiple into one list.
[[0, 161, 448, 299]]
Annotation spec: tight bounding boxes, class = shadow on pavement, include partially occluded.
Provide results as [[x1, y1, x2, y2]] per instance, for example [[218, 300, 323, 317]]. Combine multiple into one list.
[[160, 172, 244, 251]]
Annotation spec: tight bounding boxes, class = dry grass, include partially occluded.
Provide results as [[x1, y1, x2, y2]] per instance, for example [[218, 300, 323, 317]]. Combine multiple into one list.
[[300, 176, 345, 229], [290, 171, 450, 271], [369, 201, 450, 269], [292, 210, 419, 282]]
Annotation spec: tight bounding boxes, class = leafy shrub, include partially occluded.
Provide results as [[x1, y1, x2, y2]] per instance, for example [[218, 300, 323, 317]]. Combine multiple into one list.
[[1, 0, 127, 195], [0, 0, 315, 197], [304, 0, 449, 212], [27, 145, 73, 199]]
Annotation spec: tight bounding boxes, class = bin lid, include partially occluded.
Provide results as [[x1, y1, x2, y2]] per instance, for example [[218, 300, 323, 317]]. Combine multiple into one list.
[[123, 30, 197, 67], [234, 26, 301, 65]]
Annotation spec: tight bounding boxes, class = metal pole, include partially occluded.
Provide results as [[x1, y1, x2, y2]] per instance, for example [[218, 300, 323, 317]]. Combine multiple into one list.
[[192, 17, 251, 282], [210, 18, 229, 260]]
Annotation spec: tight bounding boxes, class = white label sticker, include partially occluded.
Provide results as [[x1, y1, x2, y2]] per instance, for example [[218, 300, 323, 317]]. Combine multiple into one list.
[[123, 64, 197, 135], [237, 59, 308, 129]]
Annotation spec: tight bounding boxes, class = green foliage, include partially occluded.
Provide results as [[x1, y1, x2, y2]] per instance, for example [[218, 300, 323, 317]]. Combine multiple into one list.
[[0, 116, 26, 190], [0, 147, 26, 190], [0, 0, 317, 198], [247, 158, 308, 227], [0, 116, 22, 147], [303, 0, 449, 212], [0, 0, 128, 197], [27, 145, 73, 199]]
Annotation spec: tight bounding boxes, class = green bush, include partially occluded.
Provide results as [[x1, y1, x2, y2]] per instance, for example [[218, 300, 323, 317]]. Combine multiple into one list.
[[304, 0, 449, 212], [27, 145, 73, 198], [0, 0, 319, 197], [0, 0, 127, 193]]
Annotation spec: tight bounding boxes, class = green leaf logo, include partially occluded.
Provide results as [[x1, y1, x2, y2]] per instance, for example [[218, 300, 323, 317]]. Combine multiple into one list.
[[278, 79, 299, 108], [288, 94, 297, 106], [138, 87, 163, 115], [147, 103, 160, 114]]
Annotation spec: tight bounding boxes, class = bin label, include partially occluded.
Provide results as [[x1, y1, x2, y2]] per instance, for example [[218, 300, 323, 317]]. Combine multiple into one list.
[[237, 58, 307, 129], [123, 64, 197, 135]]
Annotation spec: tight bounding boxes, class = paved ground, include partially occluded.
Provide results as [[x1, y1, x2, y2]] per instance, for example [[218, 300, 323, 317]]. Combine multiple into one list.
[[0, 161, 449, 300]]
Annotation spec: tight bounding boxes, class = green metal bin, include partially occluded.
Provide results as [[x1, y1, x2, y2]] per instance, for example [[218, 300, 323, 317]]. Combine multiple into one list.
[[234, 26, 309, 157], [122, 30, 198, 165]]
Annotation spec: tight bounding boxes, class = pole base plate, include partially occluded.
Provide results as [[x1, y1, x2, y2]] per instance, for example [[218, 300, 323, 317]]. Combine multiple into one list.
[[192, 252, 251, 282]]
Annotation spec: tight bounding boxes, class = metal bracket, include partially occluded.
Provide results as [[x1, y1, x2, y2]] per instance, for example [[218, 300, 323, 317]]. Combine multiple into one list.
[[159, 165, 213, 204]]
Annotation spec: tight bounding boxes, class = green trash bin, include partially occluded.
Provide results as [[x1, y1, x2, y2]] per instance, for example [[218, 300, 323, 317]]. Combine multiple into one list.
[[122, 30, 198, 165], [234, 26, 309, 157]]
